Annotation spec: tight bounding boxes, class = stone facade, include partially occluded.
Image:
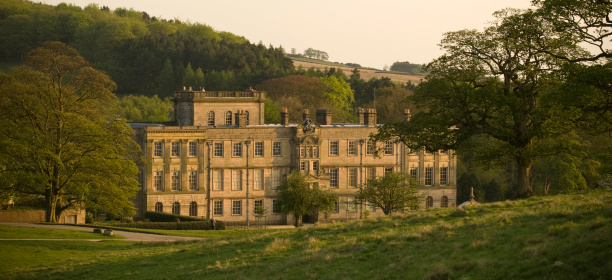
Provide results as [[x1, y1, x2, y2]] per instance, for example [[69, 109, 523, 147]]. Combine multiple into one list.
[[131, 89, 456, 225]]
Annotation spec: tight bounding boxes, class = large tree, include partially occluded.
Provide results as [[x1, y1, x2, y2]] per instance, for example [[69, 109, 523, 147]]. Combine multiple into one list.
[[356, 172, 420, 215], [275, 172, 337, 227], [373, 8, 590, 198], [0, 42, 140, 222]]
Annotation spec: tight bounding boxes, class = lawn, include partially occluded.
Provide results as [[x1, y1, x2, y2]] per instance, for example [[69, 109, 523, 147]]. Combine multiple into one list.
[[1, 189, 611, 279]]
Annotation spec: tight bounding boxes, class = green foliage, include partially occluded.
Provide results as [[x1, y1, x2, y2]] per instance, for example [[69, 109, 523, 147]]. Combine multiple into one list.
[[111, 221, 224, 230], [143, 211, 203, 222], [390, 61, 425, 74], [0, 42, 140, 223], [275, 172, 337, 227], [356, 172, 421, 215], [117, 95, 173, 122], [303, 48, 329, 60]]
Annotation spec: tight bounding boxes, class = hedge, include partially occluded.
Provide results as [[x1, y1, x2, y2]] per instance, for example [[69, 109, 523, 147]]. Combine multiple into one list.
[[144, 211, 205, 222], [112, 220, 226, 230]]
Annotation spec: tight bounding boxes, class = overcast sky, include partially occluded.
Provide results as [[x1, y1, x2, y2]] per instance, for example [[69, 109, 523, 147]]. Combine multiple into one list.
[[40, 0, 534, 69]]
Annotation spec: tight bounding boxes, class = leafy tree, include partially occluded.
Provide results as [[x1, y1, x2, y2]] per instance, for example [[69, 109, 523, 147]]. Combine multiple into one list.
[[390, 61, 425, 74], [0, 42, 140, 222], [117, 95, 173, 122], [356, 172, 420, 215], [457, 173, 481, 203], [275, 172, 336, 227]]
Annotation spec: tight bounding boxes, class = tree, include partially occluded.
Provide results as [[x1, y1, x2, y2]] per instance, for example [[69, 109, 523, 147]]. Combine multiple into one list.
[[373, 8, 589, 198], [356, 172, 420, 215], [0, 42, 140, 222], [275, 172, 337, 227]]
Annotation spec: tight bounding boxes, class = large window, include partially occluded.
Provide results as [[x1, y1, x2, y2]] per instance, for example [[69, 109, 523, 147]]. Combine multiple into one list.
[[254, 169, 264, 190], [272, 141, 281, 156], [385, 167, 394, 174], [330, 168, 339, 188], [254, 199, 263, 212], [154, 171, 163, 191], [348, 168, 358, 188], [300, 161, 308, 171], [154, 142, 163, 157], [214, 142, 224, 157], [329, 140, 339, 156], [214, 200, 223, 215], [334, 201, 339, 213], [214, 170, 223, 190], [232, 200, 242, 215], [225, 111, 232, 125], [171, 171, 181, 191], [155, 202, 163, 212], [246, 111, 250, 125], [440, 166, 448, 185], [233, 142, 242, 157], [425, 167, 433, 186], [348, 140, 358, 156], [426, 196, 433, 209], [272, 200, 280, 214], [312, 161, 319, 174], [171, 142, 180, 157], [232, 170, 242, 190], [172, 202, 180, 215], [188, 170, 198, 191], [384, 141, 394, 155], [188, 142, 197, 157], [366, 141, 376, 155], [410, 167, 418, 179], [254, 141, 264, 157], [441, 196, 449, 208], [189, 201, 198, 216], [271, 169, 281, 189], [207, 111, 215, 126], [366, 167, 376, 180]]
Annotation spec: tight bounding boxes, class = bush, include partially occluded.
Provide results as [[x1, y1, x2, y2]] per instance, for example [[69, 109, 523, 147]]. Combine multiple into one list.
[[112, 220, 225, 230], [144, 211, 204, 222]]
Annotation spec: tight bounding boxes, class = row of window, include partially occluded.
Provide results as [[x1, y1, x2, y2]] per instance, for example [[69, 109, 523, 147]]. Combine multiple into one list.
[[207, 110, 250, 126], [326, 140, 395, 156], [425, 196, 450, 208], [153, 170, 199, 191], [153, 141, 282, 158], [213, 199, 281, 216], [154, 201, 199, 216], [410, 166, 449, 186]]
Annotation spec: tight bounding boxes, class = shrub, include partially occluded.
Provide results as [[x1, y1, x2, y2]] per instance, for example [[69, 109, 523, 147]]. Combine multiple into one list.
[[144, 211, 204, 222], [112, 220, 225, 230]]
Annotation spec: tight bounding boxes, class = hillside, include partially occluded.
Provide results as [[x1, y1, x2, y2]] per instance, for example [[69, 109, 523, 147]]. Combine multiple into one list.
[[293, 59, 425, 85], [2, 189, 610, 279]]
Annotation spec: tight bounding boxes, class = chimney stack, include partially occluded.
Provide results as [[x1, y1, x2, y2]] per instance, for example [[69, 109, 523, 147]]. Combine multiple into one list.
[[364, 108, 377, 127], [302, 109, 310, 122], [316, 109, 332, 125], [280, 108, 289, 127], [358, 108, 365, 125], [235, 110, 247, 128], [403, 109, 411, 122]]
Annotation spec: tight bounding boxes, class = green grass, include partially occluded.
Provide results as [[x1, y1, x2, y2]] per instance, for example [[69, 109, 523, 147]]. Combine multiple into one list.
[[0, 225, 122, 240], [2, 189, 611, 279]]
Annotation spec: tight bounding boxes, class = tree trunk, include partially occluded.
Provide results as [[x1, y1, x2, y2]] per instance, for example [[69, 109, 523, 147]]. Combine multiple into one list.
[[514, 157, 534, 198], [294, 214, 302, 227], [45, 190, 58, 223]]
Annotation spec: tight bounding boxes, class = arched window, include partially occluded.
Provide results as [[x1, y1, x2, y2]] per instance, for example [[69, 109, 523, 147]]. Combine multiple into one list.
[[245, 111, 250, 125], [425, 196, 433, 209], [189, 201, 198, 217], [155, 202, 163, 212], [225, 111, 232, 125], [207, 111, 215, 126], [441, 196, 449, 208], [172, 201, 180, 215]]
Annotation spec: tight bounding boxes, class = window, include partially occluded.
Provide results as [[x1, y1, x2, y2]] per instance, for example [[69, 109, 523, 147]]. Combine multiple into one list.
[[300, 161, 307, 171], [300, 147, 306, 158], [440, 166, 448, 185], [441, 196, 449, 208], [330, 168, 339, 188], [207, 111, 215, 126], [271, 169, 281, 189], [214, 170, 223, 190], [334, 200, 339, 213], [188, 142, 197, 157], [426, 196, 433, 209], [214, 142, 223, 157], [233, 142, 242, 157], [154, 142, 163, 157], [214, 200, 223, 215], [272, 141, 281, 156], [155, 202, 163, 212], [366, 141, 376, 155], [385, 167, 394, 174], [272, 200, 280, 214], [172, 201, 180, 215], [312, 161, 319, 174], [246, 111, 250, 125], [225, 111, 232, 125], [410, 167, 418, 179], [384, 141, 394, 155], [313, 147, 319, 157], [232, 170, 242, 190], [189, 170, 198, 191], [366, 167, 376, 180], [232, 200, 242, 215], [348, 168, 358, 188], [347, 198, 356, 212], [329, 140, 339, 156], [254, 141, 264, 157], [171, 142, 180, 157], [254, 169, 264, 190], [254, 199, 263, 212], [154, 171, 163, 191], [171, 171, 181, 191], [189, 201, 198, 216], [348, 140, 358, 156], [425, 167, 433, 186]]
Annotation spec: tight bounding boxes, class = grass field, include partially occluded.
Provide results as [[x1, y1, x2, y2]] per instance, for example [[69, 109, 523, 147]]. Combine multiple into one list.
[[1, 189, 611, 279]]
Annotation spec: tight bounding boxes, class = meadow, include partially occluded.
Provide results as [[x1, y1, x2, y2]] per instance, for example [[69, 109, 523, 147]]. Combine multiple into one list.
[[1, 189, 610, 279]]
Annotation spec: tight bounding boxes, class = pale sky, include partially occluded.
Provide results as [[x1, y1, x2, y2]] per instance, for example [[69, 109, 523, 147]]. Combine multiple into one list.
[[40, 0, 534, 69]]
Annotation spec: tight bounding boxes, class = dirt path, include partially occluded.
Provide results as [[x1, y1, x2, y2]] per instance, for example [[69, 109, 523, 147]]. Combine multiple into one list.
[[0, 223, 202, 242]]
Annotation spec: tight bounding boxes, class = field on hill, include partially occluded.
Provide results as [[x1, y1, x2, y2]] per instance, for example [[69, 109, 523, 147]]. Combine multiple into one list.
[[1, 189, 611, 279], [293, 60, 425, 85]]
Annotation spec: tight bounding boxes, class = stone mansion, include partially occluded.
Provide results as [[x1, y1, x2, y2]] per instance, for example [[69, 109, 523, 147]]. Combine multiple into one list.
[[130, 89, 456, 225]]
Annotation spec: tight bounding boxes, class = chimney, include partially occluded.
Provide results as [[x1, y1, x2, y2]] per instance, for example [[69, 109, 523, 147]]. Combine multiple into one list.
[[316, 109, 332, 125], [235, 110, 247, 128], [364, 108, 377, 127], [358, 108, 365, 125], [403, 109, 411, 122], [302, 109, 310, 122], [280, 108, 289, 127]]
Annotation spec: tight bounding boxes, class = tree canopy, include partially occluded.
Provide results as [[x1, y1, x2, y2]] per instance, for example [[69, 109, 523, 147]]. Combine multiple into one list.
[[0, 42, 140, 222], [356, 172, 421, 215], [275, 172, 337, 227]]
